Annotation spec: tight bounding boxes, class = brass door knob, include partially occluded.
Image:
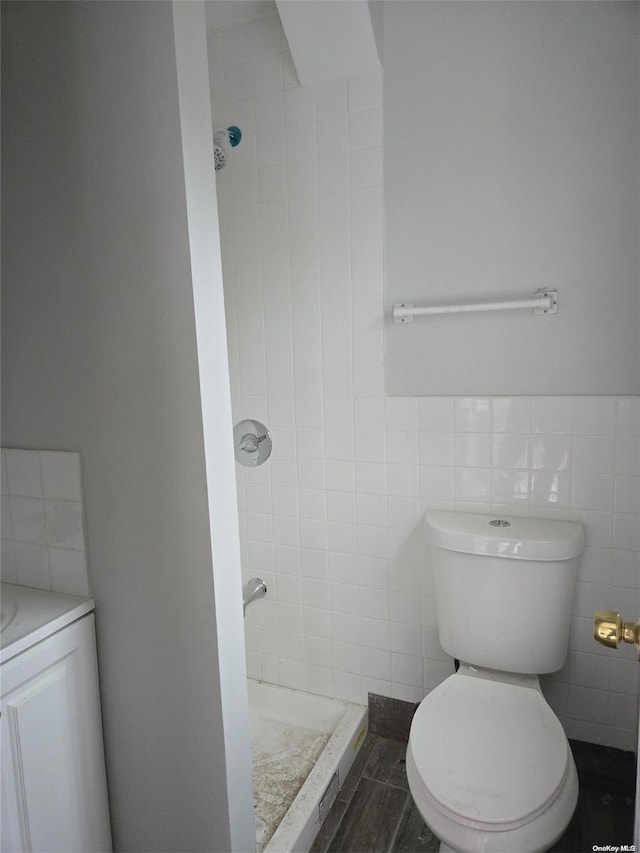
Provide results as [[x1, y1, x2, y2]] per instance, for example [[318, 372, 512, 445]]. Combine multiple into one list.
[[594, 610, 640, 659]]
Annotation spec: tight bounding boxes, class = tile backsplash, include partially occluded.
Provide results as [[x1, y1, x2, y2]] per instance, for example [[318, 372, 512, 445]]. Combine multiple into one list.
[[237, 394, 639, 751], [210, 15, 639, 751], [1, 449, 90, 596]]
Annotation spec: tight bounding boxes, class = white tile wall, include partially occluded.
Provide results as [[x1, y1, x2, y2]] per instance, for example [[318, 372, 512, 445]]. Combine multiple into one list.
[[1, 449, 90, 596], [210, 19, 639, 750]]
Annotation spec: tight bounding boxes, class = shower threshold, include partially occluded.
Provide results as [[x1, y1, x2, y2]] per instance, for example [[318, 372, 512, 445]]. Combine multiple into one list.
[[248, 679, 368, 853]]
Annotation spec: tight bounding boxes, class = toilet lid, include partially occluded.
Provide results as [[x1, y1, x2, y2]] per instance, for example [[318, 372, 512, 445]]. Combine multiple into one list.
[[409, 674, 569, 828]]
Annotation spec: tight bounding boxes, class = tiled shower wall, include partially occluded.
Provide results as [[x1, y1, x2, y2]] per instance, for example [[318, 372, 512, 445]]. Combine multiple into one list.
[[209, 15, 639, 751]]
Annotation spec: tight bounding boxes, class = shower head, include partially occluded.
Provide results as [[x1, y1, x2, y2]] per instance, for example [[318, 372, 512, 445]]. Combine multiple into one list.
[[213, 135, 228, 171], [213, 125, 242, 171]]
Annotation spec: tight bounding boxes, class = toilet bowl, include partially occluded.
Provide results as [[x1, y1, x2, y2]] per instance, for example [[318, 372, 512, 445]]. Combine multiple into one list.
[[406, 667, 579, 853], [407, 511, 584, 853]]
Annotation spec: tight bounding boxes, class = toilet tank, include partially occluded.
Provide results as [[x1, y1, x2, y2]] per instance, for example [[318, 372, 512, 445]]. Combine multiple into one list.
[[425, 511, 584, 674]]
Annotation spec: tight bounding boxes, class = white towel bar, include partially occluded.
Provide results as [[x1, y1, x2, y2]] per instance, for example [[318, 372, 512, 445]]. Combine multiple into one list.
[[393, 289, 558, 323]]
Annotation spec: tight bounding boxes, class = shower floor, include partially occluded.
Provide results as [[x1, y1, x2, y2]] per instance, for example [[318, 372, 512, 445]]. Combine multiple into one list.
[[251, 715, 330, 852], [247, 680, 368, 853]]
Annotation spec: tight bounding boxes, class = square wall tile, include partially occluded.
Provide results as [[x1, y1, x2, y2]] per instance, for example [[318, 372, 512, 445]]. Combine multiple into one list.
[[572, 436, 615, 473], [45, 501, 85, 550], [349, 108, 382, 151], [454, 468, 491, 502], [455, 434, 490, 467], [225, 62, 255, 102], [492, 434, 529, 469], [285, 86, 315, 126], [391, 652, 423, 689], [572, 397, 616, 436], [221, 25, 253, 66], [317, 116, 348, 158], [453, 398, 491, 432], [350, 185, 383, 226], [616, 398, 640, 436], [5, 450, 42, 498], [287, 121, 317, 162], [349, 147, 383, 189], [616, 437, 639, 476], [531, 397, 573, 434], [348, 73, 382, 112], [612, 549, 639, 588], [316, 79, 348, 119], [14, 542, 50, 589], [530, 434, 571, 472], [492, 398, 531, 433], [253, 55, 284, 95], [493, 470, 531, 505], [287, 159, 318, 197], [49, 549, 90, 597], [419, 398, 453, 432], [572, 474, 614, 512], [9, 497, 46, 544], [250, 19, 283, 59], [317, 153, 349, 194], [1, 539, 17, 583], [419, 433, 454, 467]]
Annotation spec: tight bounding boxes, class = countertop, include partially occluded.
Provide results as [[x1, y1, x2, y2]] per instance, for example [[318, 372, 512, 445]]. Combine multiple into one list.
[[1, 583, 95, 665]]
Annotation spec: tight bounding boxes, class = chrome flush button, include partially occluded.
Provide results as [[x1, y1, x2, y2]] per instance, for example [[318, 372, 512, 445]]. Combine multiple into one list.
[[489, 519, 511, 527]]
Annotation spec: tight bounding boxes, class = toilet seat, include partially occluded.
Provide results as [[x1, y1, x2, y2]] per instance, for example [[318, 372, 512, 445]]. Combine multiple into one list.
[[408, 672, 569, 831]]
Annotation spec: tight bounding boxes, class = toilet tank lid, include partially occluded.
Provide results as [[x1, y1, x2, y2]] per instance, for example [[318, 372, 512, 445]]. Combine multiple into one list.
[[425, 511, 584, 561]]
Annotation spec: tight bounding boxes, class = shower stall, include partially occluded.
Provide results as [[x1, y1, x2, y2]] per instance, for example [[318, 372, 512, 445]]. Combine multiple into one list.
[[206, 6, 372, 850], [248, 681, 366, 852]]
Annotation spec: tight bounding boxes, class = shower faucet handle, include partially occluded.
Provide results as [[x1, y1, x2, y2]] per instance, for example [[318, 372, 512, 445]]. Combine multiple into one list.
[[239, 432, 268, 453], [233, 419, 272, 467]]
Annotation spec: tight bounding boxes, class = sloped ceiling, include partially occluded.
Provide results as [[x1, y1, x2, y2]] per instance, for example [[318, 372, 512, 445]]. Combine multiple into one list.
[[205, 0, 381, 86], [276, 0, 381, 85], [205, 0, 278, 33]]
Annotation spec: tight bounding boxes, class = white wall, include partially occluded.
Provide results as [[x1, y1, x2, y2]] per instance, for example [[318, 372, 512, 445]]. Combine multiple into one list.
[[385, 1, 640, 396], [210, 9, 639, 752], [1, 2, 245, 849], [172, 5, 255, 850]]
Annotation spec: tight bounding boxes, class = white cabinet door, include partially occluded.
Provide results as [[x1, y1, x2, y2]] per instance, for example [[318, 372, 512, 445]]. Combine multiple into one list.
[[1, 614, 112, 853]]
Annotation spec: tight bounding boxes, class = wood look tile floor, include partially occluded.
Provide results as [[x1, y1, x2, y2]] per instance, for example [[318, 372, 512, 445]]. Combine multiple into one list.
[[311, 733, 635, 853]]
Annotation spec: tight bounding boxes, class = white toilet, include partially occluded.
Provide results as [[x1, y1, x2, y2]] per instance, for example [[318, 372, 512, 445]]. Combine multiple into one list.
[[407, 511, 585, 853]]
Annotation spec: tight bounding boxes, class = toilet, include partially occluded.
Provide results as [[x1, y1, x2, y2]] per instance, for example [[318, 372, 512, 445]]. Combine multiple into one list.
[[407, 511, 585, 853]]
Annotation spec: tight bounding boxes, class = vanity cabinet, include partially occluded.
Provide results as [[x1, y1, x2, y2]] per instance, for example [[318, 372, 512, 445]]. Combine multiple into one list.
[[1, 614, 112, 852]]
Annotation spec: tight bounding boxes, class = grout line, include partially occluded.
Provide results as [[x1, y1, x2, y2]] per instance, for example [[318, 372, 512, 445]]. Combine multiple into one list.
[[319, 748, 369, 852], [360, 773, 410, 794], [385, 791, 412, 853], [335, 751, 368, 811], [316, 800, 347, 853]]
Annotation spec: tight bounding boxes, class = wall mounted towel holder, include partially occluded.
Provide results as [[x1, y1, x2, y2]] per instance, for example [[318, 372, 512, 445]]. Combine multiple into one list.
[[393, 289, 558, 323]]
